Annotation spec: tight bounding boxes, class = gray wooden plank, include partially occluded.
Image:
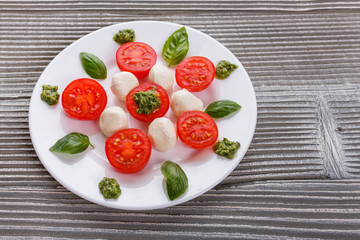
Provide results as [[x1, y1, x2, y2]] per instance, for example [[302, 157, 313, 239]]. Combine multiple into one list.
[[1, 0, 360, 12], [1, 12, 360, 94], [0, 179, 358, 239], [327, 93, 360, 177]]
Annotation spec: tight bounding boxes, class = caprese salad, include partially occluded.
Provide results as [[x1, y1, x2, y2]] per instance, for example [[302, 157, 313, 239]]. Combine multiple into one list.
[[44, 26, 241, 202]]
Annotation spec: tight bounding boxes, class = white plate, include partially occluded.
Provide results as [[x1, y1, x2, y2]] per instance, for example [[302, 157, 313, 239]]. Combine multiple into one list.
[[29, 21, 257, 210]]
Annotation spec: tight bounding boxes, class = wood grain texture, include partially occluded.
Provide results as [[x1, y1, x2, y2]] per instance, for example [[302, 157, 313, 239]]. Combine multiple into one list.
[[0, 180, 359, 239], [327, 92, 360, 177], [1, 0, 360, 239], [1, 0, 360, 12]]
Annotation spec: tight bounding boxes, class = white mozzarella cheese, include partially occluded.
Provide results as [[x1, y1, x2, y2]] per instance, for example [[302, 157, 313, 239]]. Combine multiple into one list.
[[99, 106, 128, 137], [111, 72, 139, 101], [148, 117, 177, 152], [148, 65, 174, 91], [170, 89, 204, 117]]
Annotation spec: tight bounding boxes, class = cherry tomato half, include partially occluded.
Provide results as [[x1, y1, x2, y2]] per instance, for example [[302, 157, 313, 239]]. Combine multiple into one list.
[[105, 128, 152, 174], [116, 42, 157, 79], [175, 56, 215, 92], [177, 111, 218, 149], [61, 78, 107, 120], [126, 82, 170, 122]]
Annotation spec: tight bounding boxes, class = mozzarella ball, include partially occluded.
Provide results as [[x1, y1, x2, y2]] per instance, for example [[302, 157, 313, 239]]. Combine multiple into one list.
[[170, 89, 204, 117], [148, 117, 177, 152], [99, 106, 128, 137], [111, 72, 139, 101], [148, 65, 174, 91]]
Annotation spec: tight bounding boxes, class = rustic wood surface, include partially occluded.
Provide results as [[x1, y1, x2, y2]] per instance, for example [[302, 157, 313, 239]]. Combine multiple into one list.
[[1, 0, 360, 239]]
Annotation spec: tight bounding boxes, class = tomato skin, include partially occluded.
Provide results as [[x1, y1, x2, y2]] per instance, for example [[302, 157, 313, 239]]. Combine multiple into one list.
[[61, 78, 107, 120], [105, 128, 152, 174], [126, 82, 170, 122], [175, 56, 215, 92], [177, 111, 218, 149], [116, 42, 157, 79]]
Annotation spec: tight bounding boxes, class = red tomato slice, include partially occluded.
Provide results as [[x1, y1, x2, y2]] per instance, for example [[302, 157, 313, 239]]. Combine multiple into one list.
[[116, 42, 157, 79], [175, 56, 215, 92], [177, 111, 218, 149], [61, 78, 107, 120], [105, 128, 152, 174], [126, 82, 169, 122]]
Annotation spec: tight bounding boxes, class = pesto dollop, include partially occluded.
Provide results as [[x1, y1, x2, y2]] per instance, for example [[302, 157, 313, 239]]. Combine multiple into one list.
[[215, 60, 238, 79], [40, 85, 60, 105], [98, 177, 121, 199], [133, 88, 160, 115], [113, 29, 135, 45], [213, 138, 240, 159]]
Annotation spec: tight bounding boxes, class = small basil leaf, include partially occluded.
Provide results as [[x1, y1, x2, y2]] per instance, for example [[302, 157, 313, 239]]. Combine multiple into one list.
[[162, 27, 189, 67], [205, 99, 241, 118], [80, 52, 107, 79], [161, 161, 188, 201], [49, 132, 94, 154]]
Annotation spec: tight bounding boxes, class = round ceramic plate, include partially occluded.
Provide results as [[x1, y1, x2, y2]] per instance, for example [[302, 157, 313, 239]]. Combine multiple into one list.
[[29, 21, 257, 210]]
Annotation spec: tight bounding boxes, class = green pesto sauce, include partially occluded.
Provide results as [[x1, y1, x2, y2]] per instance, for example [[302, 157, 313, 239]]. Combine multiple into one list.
[[113, 29, 135, 45], [215, 60, 238, 79], [213, 138, 240, 159], [133, 88, 160, 115], [98, 177, 121, 199], [40, 85, 60, 105]]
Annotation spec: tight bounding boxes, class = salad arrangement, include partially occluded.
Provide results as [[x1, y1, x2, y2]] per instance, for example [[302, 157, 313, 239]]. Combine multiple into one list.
[[38, 23, 244, 205]]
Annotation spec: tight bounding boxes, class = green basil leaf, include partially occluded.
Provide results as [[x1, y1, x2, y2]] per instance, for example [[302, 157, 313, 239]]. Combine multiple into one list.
[[205, 99, 241, 118], [80, 52, 107, 79], [162, 27, 189, 67], [161, 161, 188, 201], [49, 132, 94, 154]]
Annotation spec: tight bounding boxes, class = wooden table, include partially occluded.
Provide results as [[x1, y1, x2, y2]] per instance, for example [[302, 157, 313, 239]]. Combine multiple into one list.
[[1, 1, 360, 239]]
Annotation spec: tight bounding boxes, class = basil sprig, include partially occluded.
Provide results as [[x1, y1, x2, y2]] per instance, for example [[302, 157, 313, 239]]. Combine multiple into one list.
[[162, 27, 189, 67], [161, 161, 188, 201], [80, 52, 107, 79], [205, 100, 241, 118], [49, 132, 94, 154]]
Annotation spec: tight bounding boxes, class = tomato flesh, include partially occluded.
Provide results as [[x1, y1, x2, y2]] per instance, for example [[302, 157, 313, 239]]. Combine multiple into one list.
[[175, 56, 215, 92], [177, 111, 218, 149], [61, 78, 107, 120], [126, 82, 169, 122], [105, 128, 152, 174], [116, 42, 157, 79]]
